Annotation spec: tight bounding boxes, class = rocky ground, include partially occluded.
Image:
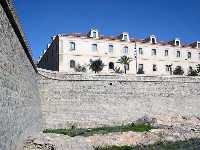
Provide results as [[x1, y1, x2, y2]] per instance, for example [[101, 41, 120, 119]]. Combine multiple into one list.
[[23, 116, 200, 150]]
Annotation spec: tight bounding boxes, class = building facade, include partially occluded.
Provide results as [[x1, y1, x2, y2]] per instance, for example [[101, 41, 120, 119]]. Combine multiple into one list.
[[38, 29, 200, 75]]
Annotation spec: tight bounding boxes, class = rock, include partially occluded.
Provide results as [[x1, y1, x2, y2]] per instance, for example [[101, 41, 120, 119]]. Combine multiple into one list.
[[23, 133, 93, 150], [135, 116, 157, 125], [23, 116, 200, 149]]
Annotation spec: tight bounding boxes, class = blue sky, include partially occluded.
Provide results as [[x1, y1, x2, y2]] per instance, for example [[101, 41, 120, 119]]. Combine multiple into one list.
[[15, 0, 200, 60]]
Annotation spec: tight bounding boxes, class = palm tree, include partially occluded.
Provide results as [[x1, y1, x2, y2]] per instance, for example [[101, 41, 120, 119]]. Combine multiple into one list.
[[89, 59, 105, 73], [117, 56, 133, 74], [166, 64, 173, 75]]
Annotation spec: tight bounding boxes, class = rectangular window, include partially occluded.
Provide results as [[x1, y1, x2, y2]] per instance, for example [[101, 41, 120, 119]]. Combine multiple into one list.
[[123, 46, 128, 54], [109, 45, 113, 53], [109, 62, 114, 69], [187, 52, 191, 59], [152, 49, 156, 56], [92, 44, 97, 51], [176, 51, 181, 58], [139, 64, 143, 70], [139, 48, 143, 55], [124, 35, 128, 41], [153, 64, 157, 71], [152, 38, 156, 44], [198, 43, 200, 48], [176, 40, 180, 46], [137, 64, 144, 74], [70, 60, 75, 68], [164, 50, 168, 56], [93, 31, 97, 38], [70, 42, 75, 51]]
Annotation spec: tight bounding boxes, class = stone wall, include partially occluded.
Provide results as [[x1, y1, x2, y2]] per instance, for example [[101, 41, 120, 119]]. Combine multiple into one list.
[[39, 69, 200, 129], [0, 1, 42, 150]]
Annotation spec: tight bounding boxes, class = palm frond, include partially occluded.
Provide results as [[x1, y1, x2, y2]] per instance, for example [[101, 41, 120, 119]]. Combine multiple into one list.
[[117, 56, 133, 65]]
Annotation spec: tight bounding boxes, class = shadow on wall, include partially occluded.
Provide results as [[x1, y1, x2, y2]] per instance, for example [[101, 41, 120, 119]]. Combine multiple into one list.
[[0, 1, 42, 150]]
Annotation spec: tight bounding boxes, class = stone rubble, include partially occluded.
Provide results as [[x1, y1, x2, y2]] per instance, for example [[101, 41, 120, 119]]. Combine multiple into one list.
[[23, 117, 200, 150], [23, 133, 93, 150], [23, 128, 200, 150]]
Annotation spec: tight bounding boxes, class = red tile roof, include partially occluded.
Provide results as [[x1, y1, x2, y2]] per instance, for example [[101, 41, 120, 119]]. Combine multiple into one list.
[[59, 33, 199, 49]]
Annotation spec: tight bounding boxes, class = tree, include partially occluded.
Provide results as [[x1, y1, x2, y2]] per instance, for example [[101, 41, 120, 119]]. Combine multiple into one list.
[[74, 64, 87, 72], [196, 64, 200, 74], [188, 66, 198, 76], [166, 64, 173, 75], [117, 56, 133, 74], [173, 66, 184, 75], [89, 59, 105, 73], [113, 67, 123, 74]]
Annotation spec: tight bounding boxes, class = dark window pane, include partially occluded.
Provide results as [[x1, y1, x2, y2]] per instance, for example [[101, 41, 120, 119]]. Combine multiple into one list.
[[165, 50, 168, 56], [152, 38, 156, 44], [70, 60, 75, 68], [109, 62, 114, 69]]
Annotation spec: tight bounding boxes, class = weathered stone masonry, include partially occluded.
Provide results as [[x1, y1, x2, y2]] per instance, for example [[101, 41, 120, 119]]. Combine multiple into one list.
[[0, 1, 42, 150], [39, 69, 200, 129], [1, 0, 200, 149]]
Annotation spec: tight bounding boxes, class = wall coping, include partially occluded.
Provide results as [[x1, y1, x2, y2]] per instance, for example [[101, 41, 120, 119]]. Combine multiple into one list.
[[38, 68, 200, 83]]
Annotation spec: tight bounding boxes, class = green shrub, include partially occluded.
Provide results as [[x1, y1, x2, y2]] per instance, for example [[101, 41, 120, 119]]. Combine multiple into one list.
[[74, 64, 87, 72], [95, 146, 132, 150], [94, 138, 200, 150], [113, 67, 124, 74], [89, 59, 105, 73], [43, 123, 154, 137], [196, 64, 200, 74], [188, 66, 198, 76], [173, 66, 184, 75]]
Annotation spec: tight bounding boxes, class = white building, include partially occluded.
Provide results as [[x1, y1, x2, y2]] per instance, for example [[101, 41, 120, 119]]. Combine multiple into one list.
[[38, 29, 200, 75]]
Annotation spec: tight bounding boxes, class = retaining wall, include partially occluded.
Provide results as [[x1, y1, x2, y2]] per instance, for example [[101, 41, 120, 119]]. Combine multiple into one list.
[[39, 69, 200, 128]]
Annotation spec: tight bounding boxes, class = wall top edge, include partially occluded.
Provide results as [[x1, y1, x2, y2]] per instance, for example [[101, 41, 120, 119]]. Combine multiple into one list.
[[0, 0, 38, 73]]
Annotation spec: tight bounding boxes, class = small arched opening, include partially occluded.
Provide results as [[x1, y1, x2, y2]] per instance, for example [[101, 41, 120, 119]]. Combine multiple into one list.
[[109, 62, 114, 70], [70, 60, 75, 68]]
